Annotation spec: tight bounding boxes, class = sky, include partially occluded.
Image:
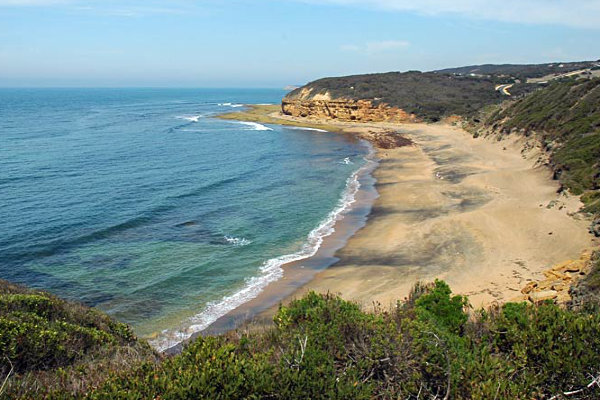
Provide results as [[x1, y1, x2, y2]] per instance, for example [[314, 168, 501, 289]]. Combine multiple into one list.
[[0, 0, 599, 87]]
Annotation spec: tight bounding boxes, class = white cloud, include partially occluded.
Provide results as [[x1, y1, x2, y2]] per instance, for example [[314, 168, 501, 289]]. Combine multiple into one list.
[[300, 0, 600, 29], [341, 40, 409, 53], [5, 0, 600, 29]]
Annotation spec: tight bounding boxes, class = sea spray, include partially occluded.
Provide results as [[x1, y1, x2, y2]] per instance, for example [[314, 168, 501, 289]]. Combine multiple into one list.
[[218, 103, 244, 108], [178, 115, 202, 122]]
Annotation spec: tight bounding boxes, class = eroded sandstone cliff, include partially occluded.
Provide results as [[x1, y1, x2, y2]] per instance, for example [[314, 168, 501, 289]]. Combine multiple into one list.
[[281, 98, 418, 123], [281, 86, 418, 123]]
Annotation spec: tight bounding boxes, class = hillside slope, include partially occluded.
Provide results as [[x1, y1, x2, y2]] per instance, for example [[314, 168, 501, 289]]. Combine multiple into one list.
[[283, 71, 510, 122], [478, 78, 600, 218], [435, 60, 599, 80], [469, 77, 600, 303], [282, 61, 599, 123], [0, 280, 156, 398]]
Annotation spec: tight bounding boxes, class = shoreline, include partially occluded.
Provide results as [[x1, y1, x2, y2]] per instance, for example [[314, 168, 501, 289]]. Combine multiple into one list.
[[220, 106, 597, 305], [290, 123, 595, 308], [165, 104, 596, 353], [162, 128, 380, 354]]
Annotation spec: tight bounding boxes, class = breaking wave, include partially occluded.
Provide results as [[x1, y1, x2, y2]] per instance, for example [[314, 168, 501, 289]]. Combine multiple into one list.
[[235, 121, 273, 131], [149, 142, 377, 352], [224, 236, 252, 246], [177, 115, 202, 122], [287, 126, 328, 133]]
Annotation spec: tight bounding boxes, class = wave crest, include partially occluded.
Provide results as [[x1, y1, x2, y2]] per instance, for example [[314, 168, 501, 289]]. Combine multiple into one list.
[[218, 103, 244, 108], [224, 236, 252, 246], [287, 126, 328, 133], [177, 115, 202, 122], [236, 121, 273, 131]]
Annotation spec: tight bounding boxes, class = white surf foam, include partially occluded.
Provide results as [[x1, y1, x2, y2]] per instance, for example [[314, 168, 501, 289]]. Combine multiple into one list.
[[224, 236, 252, 246], [178, 115, 202, 122], [218, 103, 244, 108], [149, 142, 377, 353], [287, 126, 329, 133], [236, 121, 273, 131]]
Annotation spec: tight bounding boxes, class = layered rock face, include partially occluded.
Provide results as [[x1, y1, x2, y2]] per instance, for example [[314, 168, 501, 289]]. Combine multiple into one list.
[[281, 99, 417, 123], [281, 89, 417, 123]]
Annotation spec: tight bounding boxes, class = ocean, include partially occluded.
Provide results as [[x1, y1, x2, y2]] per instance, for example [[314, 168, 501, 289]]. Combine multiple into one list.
[[0, 88, 373, 350]]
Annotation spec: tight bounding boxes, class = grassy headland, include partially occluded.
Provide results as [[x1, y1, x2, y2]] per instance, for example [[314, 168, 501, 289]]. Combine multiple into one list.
[[283, 71, 517, 122]]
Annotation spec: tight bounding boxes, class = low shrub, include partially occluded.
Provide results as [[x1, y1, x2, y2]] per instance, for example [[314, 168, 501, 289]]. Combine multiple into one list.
[[87, 283, 600, 399], [0, 280, 155, 399], [4, 280, 600, 399]]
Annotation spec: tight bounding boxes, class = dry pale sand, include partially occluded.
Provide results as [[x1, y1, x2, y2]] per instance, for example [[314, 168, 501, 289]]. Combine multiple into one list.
[[279, 121, 595, 309], [219, 107, 596, 310]]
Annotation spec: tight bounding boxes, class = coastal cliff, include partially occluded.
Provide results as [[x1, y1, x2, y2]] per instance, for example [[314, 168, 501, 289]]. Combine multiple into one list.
[[281, 98, 418, 123], [281, 71, 511, 122], [281, 88, 418, 122], [281, 62, 598, 123]]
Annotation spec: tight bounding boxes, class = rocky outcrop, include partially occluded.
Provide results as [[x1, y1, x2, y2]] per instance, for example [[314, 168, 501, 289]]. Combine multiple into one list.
[[281, 87, 418, 124], [513, 250, 593, 305], [361, 130, 414, 149], [281, 99, 417, 123]]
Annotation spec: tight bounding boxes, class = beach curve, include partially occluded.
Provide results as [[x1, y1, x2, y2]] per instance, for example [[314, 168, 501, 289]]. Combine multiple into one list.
[[217, 105, 597, 313]]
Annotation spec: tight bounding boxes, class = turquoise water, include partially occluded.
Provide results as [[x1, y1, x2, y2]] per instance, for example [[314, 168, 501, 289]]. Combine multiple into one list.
[[0, 88, 370, 349]]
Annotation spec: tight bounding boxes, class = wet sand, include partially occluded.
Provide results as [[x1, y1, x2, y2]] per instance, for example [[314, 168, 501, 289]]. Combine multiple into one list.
[[217, 107, 596, 311], [284, 122, 594, 309], [164, 140, 379, 354]]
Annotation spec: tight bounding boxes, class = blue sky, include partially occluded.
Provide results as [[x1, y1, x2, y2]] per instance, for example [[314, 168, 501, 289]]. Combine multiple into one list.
[[0, 0, 599, 87]]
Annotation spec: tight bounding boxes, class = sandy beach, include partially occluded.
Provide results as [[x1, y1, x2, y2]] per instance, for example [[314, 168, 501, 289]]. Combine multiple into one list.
[[219, 106, 597, 312]]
